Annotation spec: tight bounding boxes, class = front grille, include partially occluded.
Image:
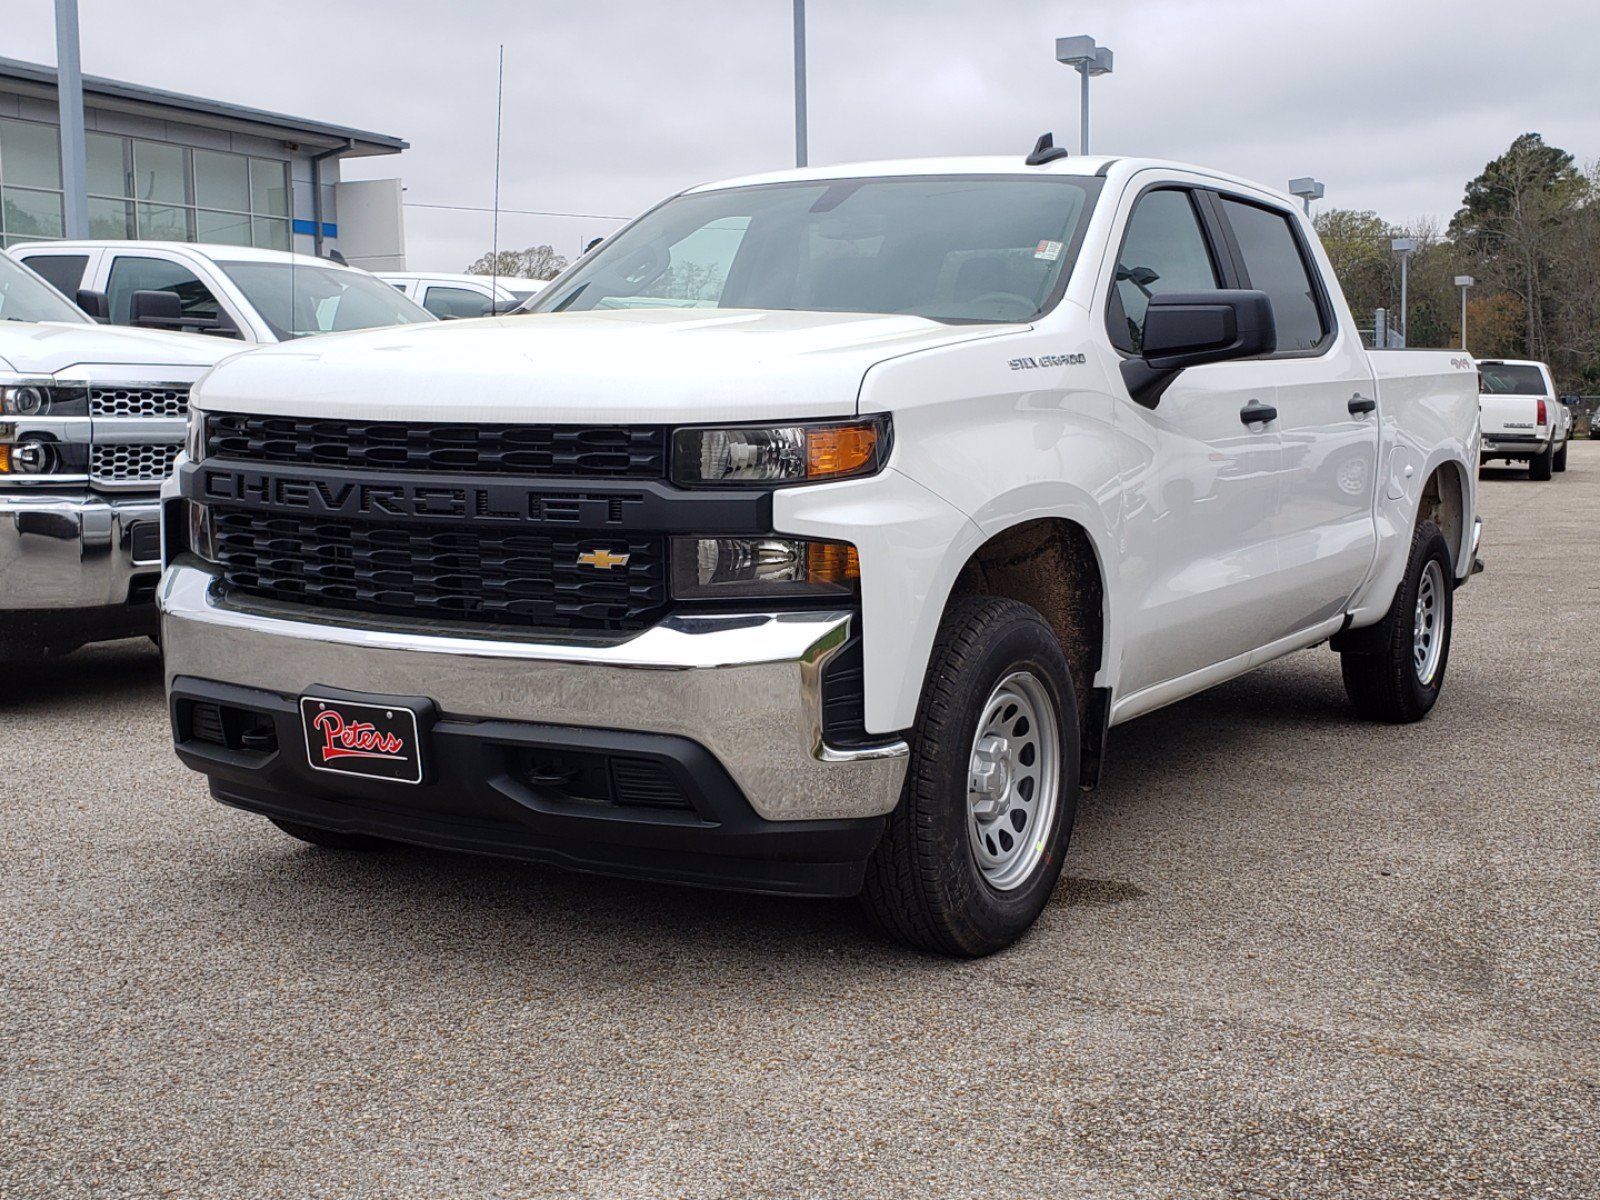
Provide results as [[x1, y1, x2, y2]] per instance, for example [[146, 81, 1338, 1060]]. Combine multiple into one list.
[[211, 508, 668, 632], [205, 413, 669, 479], [91, 443, 180, 485], [90, 386, 189, 418]]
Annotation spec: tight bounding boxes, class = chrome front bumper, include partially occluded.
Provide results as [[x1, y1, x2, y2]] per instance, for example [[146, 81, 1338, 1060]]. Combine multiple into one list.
[[0, 490, 162, 611], [158, 560, 909, 822]]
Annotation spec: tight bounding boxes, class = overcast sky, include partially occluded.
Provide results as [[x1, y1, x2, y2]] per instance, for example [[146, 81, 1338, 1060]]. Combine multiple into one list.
[[9, 0, 1599, 271]]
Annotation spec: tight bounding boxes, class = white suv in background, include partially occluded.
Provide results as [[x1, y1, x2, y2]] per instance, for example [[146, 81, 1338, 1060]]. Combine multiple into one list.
[[8, 241, 436, 344], [379, 272, 549, 319]]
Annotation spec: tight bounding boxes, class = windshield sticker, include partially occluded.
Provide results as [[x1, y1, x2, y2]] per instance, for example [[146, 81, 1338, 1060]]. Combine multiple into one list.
[[1034, 240, 1064, 261]]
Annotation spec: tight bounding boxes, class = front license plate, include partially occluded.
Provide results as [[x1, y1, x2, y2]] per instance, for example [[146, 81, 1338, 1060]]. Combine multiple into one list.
[[301, 695, 424, 784]]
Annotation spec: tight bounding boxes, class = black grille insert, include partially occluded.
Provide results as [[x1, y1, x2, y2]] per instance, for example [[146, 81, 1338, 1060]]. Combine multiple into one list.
[[211, 508, 668, 632], [205, 413, 669, 479]]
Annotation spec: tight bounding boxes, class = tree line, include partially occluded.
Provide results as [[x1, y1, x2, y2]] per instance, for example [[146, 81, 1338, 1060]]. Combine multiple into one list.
[[1315, 133, 1600, 392]]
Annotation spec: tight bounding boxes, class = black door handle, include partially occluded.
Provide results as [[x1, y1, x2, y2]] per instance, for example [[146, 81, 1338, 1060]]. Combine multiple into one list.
[[1348, 394, 1377, 415], [1239, 400, 1278, 426]]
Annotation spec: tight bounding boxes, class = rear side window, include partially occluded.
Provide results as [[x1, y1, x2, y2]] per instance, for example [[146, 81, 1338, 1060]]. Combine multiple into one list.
[[106, 255, 221, 325], [422, 285, 491, 319], [1108, 188, 1220, 353], [21, 253, 88, 298], [1218, 198, 1327, 353]]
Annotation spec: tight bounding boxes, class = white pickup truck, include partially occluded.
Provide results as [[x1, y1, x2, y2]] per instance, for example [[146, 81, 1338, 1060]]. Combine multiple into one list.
[[158, 147, 1482, 955], [0, 251, 238, 660], [1478, 358, 1569, 478], [8, 241, 435, 344]]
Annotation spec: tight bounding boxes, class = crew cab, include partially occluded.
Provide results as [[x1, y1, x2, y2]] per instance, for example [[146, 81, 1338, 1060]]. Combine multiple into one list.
[[158, 147, 1483, 955], [0, 252, 240, 660], [378, 272, 548, 319], [7, 241, 435, 344], [1478, 358, 1569, 478]]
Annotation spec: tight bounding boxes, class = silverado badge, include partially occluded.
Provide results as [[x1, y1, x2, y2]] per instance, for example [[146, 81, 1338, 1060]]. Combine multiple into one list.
[[577, 549, 631, 570]]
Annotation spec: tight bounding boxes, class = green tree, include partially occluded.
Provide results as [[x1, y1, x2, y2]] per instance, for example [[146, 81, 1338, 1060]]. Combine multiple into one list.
[[465, 244, 569, 280]]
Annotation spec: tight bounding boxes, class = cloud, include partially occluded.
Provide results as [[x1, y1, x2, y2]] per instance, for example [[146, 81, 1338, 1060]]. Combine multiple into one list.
[[7, 0, 1597, 269]]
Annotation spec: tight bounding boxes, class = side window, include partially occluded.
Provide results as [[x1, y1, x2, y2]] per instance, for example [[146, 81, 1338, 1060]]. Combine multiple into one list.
[[106, 255, 221, 326], [1218, 198, 1327, 353], [1109, 189, 1219, 353], [422, 285, 491, 319], [21, 254, 89, 298]]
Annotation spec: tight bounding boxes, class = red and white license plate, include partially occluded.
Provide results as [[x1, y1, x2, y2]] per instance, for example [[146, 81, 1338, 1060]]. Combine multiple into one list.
[[300, 695, 423, 785]]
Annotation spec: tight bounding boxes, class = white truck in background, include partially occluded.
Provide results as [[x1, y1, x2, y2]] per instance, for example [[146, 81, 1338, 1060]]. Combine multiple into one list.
[[0, 251, 238, 661], [379, 272, 549, 319], [1478, 358, 1570, 478], [8, 241, 435, 344], [159, 145, 1483, 955]]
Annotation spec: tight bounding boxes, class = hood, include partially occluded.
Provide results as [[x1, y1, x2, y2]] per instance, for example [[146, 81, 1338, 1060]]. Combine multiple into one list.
[[0, 320, 242, 378], [192, 308, 1025, 423]]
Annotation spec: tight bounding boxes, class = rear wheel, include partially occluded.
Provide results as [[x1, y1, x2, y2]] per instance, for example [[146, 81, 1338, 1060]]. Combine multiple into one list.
[[269, 818, 390, 851], [1529, 442, 1554, 481], [1554, 441, 1568, 472], [861, 596, 1078, 957], [1340, 520, 1453, 723]]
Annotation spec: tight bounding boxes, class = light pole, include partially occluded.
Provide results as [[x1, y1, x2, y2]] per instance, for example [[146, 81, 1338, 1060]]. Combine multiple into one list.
[[1055, 36, 1114, 155], [1391, 237, 1417, 346], [1288, 177, 1325, 217], [792, 0, 807, 168], [1455, 275, 1474, 350], [55, 0, 89, 238]]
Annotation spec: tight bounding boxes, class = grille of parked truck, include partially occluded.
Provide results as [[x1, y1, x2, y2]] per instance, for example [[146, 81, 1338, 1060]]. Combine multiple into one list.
[[0, 252, 241, 661], [159, 146, 1484, 955]]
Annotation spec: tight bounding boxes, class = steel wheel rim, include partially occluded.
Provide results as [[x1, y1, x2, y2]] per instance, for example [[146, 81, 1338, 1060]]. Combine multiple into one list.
[[1413, 559, 1446, 685], [966, 670, 1060, 892]]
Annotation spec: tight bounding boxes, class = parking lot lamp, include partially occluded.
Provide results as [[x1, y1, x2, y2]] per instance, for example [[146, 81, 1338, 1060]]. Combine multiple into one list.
[[1055, 36, 1114, 154], [1288, 177, 1325, 217], [1391, 238, 1417, 345], [1455, 275, 1474, 350]]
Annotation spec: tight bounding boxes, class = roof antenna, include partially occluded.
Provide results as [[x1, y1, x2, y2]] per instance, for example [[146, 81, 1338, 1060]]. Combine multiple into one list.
[[1026, 132, 1071, 166]]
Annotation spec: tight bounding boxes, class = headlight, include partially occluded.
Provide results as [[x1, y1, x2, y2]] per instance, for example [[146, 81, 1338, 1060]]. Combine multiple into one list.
[[184, 409, 206, 463], [0, 439, 56, 475], [0, 385, 50, 416], [672, 417, 889, 486], [672, 536, 859, 600]]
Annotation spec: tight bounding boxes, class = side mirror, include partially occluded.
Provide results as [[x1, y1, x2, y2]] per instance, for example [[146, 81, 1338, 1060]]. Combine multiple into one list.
[[75, 288, 111, 322], [1121, 290, 1277, 409], [128, 288, 187, 329]]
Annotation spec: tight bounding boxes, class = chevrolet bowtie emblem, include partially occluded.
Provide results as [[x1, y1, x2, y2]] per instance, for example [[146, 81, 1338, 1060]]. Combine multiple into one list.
[[577, 549, 631, 570]]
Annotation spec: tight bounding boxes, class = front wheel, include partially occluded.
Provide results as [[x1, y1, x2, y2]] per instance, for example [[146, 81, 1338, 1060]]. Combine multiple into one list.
[[861, 596, 1079, 957], [1339, 520, 1454, 723]]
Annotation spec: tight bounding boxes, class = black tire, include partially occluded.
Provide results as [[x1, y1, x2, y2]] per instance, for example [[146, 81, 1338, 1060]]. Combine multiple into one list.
[[1553, 441, 1568, 472], [269, 818, 390, 851], [1340, 520, 1453, 724], [1529, 442, 1554, 480], [861, 595, 1079, 957]]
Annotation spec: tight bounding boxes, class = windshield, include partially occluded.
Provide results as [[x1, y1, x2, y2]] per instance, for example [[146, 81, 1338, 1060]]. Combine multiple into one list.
[[0, 254, 91, 325], [530, 175, 1100, 323], [1479, 362, 1550, 396], [216, 261, 436, 340]]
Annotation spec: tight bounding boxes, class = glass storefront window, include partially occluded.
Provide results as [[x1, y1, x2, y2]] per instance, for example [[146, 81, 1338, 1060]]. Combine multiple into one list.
[[252, 216, 291, 251], [88, 197, 134, 239], [0, 118, 63, 190], [197, 209, 254, 246], [136, 202, 190, 241], [250, 159, 290, 217], [132, 139, 188, 205], [86, 132, 128, 198], [194, 150, 250, 212], [2, 188, 65, 239]]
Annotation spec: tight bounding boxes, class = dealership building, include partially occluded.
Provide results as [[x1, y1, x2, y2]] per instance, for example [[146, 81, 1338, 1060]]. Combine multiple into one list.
[[0, 55, 408, 269]]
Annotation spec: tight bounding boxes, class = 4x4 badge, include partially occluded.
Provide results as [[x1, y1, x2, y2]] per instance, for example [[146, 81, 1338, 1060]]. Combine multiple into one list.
[[577, 549, 631, 570]]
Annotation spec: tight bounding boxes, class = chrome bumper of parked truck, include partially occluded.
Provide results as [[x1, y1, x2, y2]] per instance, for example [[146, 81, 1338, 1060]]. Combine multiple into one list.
[[0, 491, 162, 610], [158, 559, 909, 822]]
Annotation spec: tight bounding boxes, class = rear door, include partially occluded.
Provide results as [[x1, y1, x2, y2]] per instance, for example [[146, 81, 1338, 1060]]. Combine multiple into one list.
[[1210, 192, 1379, 634]]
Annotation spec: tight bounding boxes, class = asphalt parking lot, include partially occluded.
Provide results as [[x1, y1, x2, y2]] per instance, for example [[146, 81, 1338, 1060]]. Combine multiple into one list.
[[4, 446, 1598, 1200]]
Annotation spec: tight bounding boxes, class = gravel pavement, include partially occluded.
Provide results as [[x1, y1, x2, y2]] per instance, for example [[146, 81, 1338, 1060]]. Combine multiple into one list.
[[4, 445, 1598, 1199]]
